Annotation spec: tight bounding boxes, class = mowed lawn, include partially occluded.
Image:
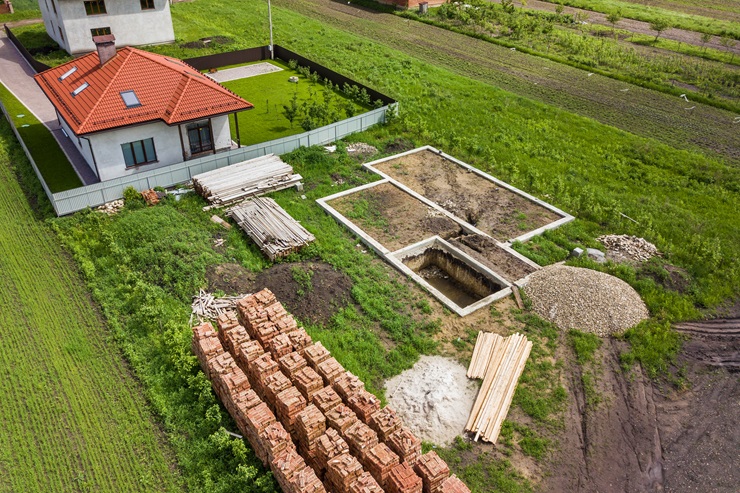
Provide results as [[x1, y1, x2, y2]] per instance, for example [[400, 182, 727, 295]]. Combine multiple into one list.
[[0, 120, 182, 492], [222, 60, 367, 146]]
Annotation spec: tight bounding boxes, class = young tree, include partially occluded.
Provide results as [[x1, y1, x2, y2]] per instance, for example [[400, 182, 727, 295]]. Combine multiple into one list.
[[282, 92, 300, 128], [606, 10, 622, 40], [649, 18, 670, 42]]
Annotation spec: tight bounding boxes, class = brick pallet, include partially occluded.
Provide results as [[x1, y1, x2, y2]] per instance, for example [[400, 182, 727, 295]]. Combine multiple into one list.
[[370, 406, 402, 442], [334, 371, 366, 402], [413, 451, 450, 493], [387, 463, 423, 493], [304, 341, 331, 369], [313, 386, 343, 414], [364, 443, 400, 489], [294, 366, 324, 401], [348, 390, 381, 424], [192, 289, 470, 493], [387, 427, 422, 466]]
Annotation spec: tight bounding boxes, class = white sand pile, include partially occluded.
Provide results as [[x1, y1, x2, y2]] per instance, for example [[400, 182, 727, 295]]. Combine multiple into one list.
[[524, 265, 649, 336], [385, 355, 477, 446]]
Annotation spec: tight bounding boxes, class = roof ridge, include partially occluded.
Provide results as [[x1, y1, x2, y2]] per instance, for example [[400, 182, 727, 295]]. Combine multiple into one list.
[[167, 76, 192, 124], [78, 48, 134, 133]]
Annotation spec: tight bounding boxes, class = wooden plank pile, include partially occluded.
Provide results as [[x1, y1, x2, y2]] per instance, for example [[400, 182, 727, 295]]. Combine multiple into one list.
[[193, 153, 302, 208], [191, 288, 472, 493], [229, 197, 315, 260], [191, 289, 248, 320], [465, 332, 533, 443]]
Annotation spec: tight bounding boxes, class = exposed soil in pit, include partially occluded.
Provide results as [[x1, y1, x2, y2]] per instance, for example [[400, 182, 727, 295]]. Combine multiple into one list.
[[251, 261, 353, 326], [329, 181, 462, 251], [374, 150, 562, 242], [385, 355, 478, 446], [450, 233, 537, 283]]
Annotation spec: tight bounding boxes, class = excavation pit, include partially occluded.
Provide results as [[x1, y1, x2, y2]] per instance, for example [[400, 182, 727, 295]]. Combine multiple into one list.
[[392, 237, 511, 316]]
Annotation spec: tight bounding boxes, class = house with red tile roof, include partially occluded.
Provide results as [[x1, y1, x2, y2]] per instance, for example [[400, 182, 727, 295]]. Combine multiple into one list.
[[39, 0, 175, 55], [34, 37, 253, 182]]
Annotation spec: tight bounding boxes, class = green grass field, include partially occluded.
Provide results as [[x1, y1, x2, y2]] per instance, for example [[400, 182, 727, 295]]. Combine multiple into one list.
[[0, 83, 81, 192], [222, 60, 367, 145], [0, 119, 182, 493]]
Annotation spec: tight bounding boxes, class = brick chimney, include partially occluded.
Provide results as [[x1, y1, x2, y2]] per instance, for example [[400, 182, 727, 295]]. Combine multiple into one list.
[[92, 34, 116, 66]]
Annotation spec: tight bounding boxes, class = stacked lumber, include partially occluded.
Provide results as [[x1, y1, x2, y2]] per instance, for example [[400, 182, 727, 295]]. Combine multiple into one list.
[[191, 289, 471, 493], [413, 452, 450, 493], [313, 386, 343, 414], [350, 471, 384, 493], [370, 407, 402, 442], [334, 371, 366, 402], [192, 154, 302, 207], [387, 463, 423, 493], [387, 427, 422, 466], [229, 197, 315, 260], [364, 443, 400, 488], [464, 332, 533, 443], [348, 390, 382, 423], [439, 475, 470, 493], [192, 290, 248, 319], [294, 366, 325, 401]]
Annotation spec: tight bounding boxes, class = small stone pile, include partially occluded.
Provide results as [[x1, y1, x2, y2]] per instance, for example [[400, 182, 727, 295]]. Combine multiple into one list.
[[597, 234, 660, 262], [347, 142, 378, 156], [95, 199, 124, 215], [524, 265, 650, 336], [192, 288, 470, 493]]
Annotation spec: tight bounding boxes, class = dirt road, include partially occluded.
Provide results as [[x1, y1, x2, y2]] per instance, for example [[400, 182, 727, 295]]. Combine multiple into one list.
[[490, 0, 740, 55], [277, 0, 740, 163]]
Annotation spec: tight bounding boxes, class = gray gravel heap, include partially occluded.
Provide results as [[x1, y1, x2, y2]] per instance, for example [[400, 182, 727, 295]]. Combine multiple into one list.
[[523, 265, 649, 336], [597, 234, 660, 262]]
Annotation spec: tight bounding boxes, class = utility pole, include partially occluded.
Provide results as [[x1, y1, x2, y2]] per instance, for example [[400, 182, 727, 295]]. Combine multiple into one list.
[[268, 0, 274, 59]]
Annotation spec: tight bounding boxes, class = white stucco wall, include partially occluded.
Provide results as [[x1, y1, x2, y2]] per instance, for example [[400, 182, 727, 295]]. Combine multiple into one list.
[[57, 111, 98, 177], [39, 0, 175, 55]]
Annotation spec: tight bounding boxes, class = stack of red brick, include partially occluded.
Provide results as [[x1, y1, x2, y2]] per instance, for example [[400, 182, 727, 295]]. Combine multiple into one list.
[[192, 288, 470, 493]]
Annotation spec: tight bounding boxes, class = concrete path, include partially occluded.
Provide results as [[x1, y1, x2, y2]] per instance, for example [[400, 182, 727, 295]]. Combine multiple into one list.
[[208, 61, 283, 83], [0, 30, 99, 185]]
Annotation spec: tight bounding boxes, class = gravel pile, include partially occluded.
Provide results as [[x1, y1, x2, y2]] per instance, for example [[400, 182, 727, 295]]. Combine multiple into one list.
[[346, 142, 378, 155], [598, 234, 660, 262], [523, 265, 649, 336]]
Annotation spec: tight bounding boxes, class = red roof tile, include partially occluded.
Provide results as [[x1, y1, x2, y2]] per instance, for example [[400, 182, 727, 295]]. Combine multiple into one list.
[[34, 47, 253, 135]]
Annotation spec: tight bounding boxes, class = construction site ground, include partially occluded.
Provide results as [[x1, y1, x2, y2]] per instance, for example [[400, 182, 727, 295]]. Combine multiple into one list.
[[372, 150, 562, 242]]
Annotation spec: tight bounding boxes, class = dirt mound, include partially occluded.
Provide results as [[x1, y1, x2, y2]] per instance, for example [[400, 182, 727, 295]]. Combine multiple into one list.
[[384, 355, 478, 446], [251, 261, 353, 326], [524, 265, 649, 336]]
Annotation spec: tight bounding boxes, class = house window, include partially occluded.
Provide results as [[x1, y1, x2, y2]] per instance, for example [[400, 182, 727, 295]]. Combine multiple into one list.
[[90, 27, 111, 37], [187, 121, 213, 154], [51, 0, 57, 14], [58, 27, 64, 41], [84, 0, 107, 15], [140, 0, 155, 10], [121, 138, 157, 167]]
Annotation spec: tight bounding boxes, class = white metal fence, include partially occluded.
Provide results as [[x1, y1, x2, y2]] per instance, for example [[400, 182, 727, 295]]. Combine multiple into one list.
[[2, 102, 392, 216]]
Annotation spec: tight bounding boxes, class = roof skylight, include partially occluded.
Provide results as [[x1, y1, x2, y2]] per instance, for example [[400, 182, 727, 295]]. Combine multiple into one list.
[[59, 66, 77, 81], [72, 82, 89, 96], [120, 90, 141, 108]]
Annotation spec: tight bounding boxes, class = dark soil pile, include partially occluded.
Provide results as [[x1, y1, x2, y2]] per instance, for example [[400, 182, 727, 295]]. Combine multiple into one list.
[[252, 261, 353, 326]]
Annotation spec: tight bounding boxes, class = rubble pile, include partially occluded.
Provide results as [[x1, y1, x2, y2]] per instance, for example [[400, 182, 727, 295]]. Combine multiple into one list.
[[598, 234, 660, 262], [192, 289, 469, 493]]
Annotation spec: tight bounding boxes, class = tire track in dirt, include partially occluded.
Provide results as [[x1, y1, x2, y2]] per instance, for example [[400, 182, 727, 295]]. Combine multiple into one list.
[[278, 0, 740, 163]]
